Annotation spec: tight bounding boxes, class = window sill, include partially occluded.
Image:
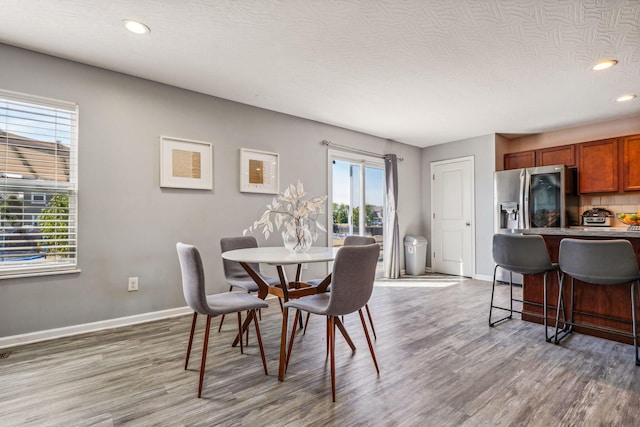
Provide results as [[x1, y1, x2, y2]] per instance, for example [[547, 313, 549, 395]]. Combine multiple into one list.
[[0, 268, 81, 280]]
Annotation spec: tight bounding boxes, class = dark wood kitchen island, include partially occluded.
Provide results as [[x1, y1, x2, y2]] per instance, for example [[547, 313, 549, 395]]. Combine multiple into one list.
[[521, 227, 640, 344]]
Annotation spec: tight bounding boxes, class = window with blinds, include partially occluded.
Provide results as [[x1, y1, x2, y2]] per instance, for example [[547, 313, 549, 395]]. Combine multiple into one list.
[[0, 90, 78, 277]]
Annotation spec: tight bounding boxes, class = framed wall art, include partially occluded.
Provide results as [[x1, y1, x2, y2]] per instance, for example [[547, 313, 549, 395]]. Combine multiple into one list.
[[160, 136, 213, 190], [240, 148, 279, 194]]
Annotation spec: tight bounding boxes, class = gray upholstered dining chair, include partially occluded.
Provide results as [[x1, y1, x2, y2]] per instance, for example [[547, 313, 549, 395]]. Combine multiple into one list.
[[177, 242, 269, 398], [303, 235, 378, 338], [284, 243, 380, 402], [218, 236, 280, 332], [554, 238, 640, 365], [490, 233, 559, 341], [341, 235, 376, 246]]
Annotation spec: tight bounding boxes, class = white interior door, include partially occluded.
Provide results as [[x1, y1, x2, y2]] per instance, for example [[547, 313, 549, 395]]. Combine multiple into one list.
[[431, 157, 474, 277]]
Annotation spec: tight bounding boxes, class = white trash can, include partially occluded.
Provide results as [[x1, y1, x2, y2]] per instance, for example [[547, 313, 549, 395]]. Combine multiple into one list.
[[404, 235, 428, 275]]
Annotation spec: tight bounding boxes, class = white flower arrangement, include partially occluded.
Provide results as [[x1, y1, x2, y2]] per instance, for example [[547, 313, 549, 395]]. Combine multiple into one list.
[[244, 180, 327, 249]]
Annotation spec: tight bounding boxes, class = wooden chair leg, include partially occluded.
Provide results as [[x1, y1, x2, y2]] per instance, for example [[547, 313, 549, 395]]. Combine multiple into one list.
[[365, 304, 377, 340], [329, 316, 336, 402], [217, 315, 225, 333], [185, 312, 198, 370], [326, 316, 330, 356], [245, 310, 250, 347], [198, 315, 212, 398], [237, 312, 244, 354], [278, 307, 289, 381], [334, 317, 356, 351], [359, 309, 379, 373], [285, 310, 301, 371], [303, 312, 311, 335], [251, 310, 268, 375]]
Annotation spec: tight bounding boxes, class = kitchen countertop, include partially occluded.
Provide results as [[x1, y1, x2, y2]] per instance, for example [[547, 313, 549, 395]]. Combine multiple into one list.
[[522, 227, 640, 238]]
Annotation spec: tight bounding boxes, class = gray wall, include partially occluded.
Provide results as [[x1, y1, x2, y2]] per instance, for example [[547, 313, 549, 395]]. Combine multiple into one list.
[[421, 134, 496, 279], [0, 44, 422, 337]]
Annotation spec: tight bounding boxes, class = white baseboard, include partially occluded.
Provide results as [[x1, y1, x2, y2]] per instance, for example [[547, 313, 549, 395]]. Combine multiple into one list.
[[0, 306, 192, 349], [474, 273, 493, 282], [400, 267, 431, 275]]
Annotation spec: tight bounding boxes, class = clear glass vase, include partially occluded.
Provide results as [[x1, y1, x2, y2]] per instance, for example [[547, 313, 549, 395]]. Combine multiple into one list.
[[282, 219, 313, 253]]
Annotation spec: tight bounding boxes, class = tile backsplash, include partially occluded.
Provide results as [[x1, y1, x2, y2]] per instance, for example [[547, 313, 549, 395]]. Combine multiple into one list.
[[580, 194, 640, 227]]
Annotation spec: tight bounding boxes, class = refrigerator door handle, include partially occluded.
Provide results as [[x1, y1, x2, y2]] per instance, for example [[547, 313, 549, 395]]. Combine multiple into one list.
[[522, 169, 530, 229]]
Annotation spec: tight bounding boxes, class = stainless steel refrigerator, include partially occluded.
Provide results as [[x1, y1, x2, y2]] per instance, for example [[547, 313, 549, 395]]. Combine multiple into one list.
[[493, 164, 579, 282]]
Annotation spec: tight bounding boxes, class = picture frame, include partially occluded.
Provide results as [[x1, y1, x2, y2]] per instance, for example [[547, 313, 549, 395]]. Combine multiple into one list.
[[160, 136, 213, 190], [240, 148, 279, 194]]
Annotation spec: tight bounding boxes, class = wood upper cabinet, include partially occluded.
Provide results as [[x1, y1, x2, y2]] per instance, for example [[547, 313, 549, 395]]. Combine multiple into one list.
[[504, 150, 535, 170], [622, 135, 640, 192], [536, 144, 575, 167], [577, 138, 618, 194], [503, 134, 639, 194]]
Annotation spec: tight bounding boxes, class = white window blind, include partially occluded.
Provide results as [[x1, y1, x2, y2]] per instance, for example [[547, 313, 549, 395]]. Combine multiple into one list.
[[0, 89, 78, 277]]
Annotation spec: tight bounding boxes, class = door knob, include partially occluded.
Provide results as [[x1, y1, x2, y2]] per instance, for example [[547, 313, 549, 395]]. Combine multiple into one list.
[[465, 222, 470, 226]]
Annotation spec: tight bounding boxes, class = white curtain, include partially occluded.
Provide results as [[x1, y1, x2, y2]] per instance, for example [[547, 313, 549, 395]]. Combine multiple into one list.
[[384, 154, 400, 279]]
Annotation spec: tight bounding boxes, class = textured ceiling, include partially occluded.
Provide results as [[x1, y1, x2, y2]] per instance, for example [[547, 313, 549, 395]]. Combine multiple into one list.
[[0, 0, 639, 147]]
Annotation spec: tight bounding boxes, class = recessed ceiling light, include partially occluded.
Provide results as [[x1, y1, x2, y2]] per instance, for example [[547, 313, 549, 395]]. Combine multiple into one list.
[[123, 19, 150, 35], [592, 59, 618, 71], [617, 94, 637, 102]]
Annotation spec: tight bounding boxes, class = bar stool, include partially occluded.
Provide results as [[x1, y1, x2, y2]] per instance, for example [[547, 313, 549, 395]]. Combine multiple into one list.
[[489, 233, 559, 341], [554, 238, 640, 366]]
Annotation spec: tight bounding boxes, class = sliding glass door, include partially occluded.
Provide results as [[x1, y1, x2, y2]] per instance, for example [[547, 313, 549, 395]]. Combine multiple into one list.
[[329, 151, 385, 258]]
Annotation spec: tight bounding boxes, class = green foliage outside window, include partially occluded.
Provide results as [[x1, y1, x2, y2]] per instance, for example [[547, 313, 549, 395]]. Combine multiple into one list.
[[353, 205, 380, 225], [333, 202, 379, 226], [333, 203, 349, 224], [38, 194, 69, 257]]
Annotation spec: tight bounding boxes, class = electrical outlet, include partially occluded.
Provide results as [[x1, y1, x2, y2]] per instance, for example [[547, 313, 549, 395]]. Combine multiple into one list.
[[128, 277, 139, 292]]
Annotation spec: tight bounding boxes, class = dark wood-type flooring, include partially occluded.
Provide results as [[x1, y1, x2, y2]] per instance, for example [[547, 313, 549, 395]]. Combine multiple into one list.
[[2, 274, 640, 426]]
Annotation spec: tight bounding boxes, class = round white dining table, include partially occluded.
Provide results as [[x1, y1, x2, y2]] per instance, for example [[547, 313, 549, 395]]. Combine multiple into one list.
[[221, 246, 337, 266], [221, 246, 338, 381]]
